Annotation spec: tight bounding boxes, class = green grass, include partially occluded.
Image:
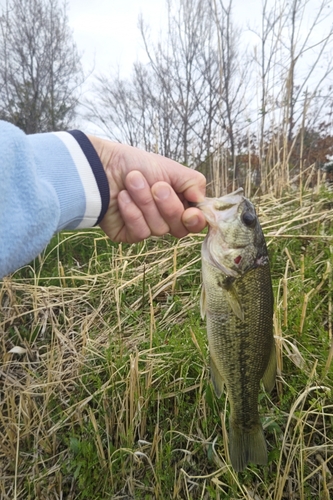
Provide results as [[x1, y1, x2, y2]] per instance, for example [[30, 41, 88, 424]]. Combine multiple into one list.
[[1, 189, 332, 499]]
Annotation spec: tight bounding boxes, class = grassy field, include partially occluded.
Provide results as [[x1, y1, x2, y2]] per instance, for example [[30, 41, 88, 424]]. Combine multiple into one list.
[[1, 188, 333, 499]]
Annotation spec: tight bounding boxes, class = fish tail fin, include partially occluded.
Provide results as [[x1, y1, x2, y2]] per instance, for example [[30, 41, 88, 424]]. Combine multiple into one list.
[[228, 420, 267, 472]]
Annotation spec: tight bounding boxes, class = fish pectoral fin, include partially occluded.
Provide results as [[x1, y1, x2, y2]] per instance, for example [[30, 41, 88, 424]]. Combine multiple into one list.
[[200, 284, 206, 319], [225, 285, 244, 321], [262, 341, 277, 393], [210, 356, 224, 398]]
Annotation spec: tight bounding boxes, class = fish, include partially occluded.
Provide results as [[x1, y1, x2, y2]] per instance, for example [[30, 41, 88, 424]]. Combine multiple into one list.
[[198, 188, 276, 473]]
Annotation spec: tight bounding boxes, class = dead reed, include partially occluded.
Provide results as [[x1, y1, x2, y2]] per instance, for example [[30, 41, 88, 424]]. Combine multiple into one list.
[[0, 189, 332, 499]]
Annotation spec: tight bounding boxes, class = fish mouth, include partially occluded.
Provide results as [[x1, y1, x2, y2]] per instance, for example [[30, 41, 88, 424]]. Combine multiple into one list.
[[190, 188, 244, 209], [197, 188, 245, 227]]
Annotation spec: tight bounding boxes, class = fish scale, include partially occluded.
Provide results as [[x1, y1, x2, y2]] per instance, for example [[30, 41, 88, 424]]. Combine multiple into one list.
[[199, 189, 276, 472]]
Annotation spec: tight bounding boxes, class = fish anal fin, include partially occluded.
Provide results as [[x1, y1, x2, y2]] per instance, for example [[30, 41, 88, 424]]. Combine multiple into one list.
[[262, 341, 276, 393], [225, 285, 244, 321], [200, 284, 206, 319], [210, 356, 224, 398], [229, 420, 267, 473]]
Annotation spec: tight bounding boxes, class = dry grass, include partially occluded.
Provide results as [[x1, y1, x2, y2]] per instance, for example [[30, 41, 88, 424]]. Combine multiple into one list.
[[0, 189, 332, 499]]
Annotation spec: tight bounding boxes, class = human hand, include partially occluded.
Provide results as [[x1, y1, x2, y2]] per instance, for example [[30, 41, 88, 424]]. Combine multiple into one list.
[[88, 136, 207, 243]]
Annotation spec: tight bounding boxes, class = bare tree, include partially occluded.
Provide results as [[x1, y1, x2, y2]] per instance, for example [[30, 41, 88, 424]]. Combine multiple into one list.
[[0, 0, 83, 132], [86, 0, 333, 195], [251, 0, 286, 186], [139, 0, 220, 165], [249, 0, 333, 192], [212, 0, 251, 184], [87, 0, 221, 165], [283, 0, 333, 141], [87, 70, 143, 147]]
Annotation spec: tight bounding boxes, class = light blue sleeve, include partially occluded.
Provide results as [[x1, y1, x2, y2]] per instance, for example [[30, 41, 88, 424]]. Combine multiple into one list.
[[0, 121, 109, 278]]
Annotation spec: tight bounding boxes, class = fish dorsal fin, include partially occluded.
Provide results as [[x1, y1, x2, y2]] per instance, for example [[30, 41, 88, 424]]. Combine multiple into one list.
[[200, 284, 206, 319], [225, 283, 244, 321], [210, 356, 225, 398], [262, 341, 276, 393]]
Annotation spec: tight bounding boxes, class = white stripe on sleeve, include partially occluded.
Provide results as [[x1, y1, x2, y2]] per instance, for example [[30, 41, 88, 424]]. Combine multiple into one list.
[[52, 131, 102, 228]]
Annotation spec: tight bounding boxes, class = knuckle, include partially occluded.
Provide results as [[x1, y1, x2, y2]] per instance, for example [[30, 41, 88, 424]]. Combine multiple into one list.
[[152, 223, 169, 236]]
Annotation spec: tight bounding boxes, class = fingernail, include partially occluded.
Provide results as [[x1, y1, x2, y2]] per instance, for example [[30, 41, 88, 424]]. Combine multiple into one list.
[[154, 185, 171, 201], [130, 173, 145, 189], [185, 215, 199, 228], [119, 191, 132, 204]]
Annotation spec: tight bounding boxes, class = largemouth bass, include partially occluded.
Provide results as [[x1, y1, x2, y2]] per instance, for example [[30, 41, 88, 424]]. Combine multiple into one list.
[[198, 188, 276, 472]]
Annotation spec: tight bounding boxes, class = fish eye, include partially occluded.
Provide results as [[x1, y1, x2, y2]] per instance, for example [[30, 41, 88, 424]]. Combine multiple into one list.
[[242, 210, 257, 228]]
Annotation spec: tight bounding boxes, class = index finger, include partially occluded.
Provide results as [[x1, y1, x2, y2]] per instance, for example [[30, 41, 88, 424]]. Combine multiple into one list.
[[150, 153, 206, 202]]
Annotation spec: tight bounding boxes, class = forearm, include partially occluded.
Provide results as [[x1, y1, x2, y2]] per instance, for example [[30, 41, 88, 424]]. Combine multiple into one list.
[[0, 121, 109, 278]]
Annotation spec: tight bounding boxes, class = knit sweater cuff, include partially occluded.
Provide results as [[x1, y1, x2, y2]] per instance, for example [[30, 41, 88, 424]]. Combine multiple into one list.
[[52, 130, 110, 229]]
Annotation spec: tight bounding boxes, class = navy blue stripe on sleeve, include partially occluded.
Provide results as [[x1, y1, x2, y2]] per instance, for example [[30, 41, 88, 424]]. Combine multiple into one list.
[[68, 130, 110, 226]]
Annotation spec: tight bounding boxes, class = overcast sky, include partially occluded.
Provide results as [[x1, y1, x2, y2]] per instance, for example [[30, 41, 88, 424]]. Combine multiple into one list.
[[66, 0, 331, 75], [67, 0, 169, 78], [65, 0, 330, 133], [0, 0, 328, 132], [0, 0, 328, 82], [66, 0, 268, 77]]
